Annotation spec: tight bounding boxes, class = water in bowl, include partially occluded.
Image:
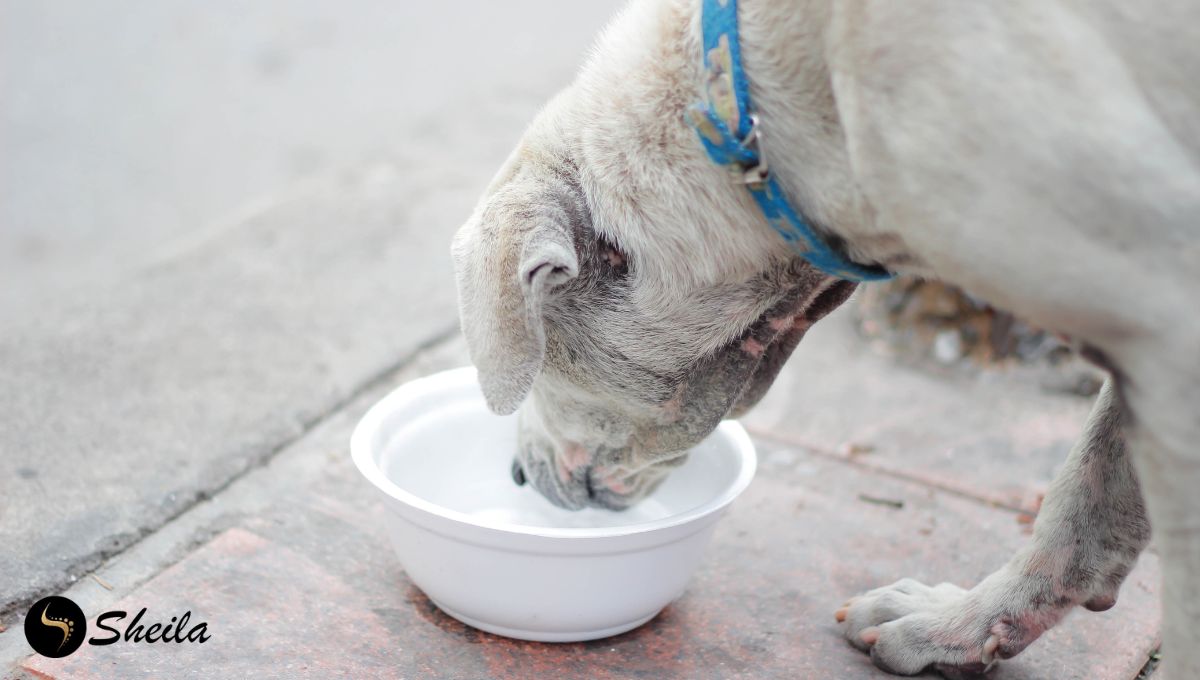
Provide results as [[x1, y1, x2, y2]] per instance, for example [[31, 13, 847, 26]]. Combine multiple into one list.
[[380, 398, 732, 530]]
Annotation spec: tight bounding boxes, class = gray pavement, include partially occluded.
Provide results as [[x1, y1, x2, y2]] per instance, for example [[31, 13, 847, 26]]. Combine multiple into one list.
[[1, 0, 622, 618], [0, 0, 620, 315]]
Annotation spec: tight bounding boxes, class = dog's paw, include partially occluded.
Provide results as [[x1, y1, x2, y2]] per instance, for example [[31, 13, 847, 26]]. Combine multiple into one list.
[[835, 577, 1043, 678]]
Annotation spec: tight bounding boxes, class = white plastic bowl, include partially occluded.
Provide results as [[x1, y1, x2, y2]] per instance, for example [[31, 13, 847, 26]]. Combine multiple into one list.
[[351, 366, 756, 642]]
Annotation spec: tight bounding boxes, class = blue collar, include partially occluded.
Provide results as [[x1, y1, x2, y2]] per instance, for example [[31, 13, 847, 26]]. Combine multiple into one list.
[[685, 0, 893, 282]]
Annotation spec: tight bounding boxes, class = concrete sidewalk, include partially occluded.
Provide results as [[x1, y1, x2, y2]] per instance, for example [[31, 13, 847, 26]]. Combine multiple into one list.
[[3, 314, 1162, 679], [0, 0, 621, 315]]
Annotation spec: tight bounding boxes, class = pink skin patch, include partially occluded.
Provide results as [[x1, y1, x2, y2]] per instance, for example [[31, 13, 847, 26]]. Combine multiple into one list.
[[740, 337, 766, 358], [604, 477, 631, 494], [658, 384, 686, 423], [767, 315, 795, 332], [556, 442, 590, 483], [593, 466, 631, 494]]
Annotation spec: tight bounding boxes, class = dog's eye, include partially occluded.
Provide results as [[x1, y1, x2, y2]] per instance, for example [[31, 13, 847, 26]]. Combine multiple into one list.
[[597, 238, 629, 275]]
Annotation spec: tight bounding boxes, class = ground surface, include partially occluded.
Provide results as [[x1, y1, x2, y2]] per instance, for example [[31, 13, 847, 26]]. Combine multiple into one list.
[[1, 2, 1164, 678]]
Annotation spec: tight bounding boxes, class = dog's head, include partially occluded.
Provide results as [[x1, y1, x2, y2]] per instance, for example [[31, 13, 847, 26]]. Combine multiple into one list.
[[452, 126, 854, 510], [452, 0, 863, 509]]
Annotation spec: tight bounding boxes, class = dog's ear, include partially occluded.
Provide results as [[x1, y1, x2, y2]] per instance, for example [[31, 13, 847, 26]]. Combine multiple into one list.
[[452, 177, 581, 414]]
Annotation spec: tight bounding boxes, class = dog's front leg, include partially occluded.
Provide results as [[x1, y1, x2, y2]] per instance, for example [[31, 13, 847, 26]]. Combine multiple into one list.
[[837, 379, 1150, 677]]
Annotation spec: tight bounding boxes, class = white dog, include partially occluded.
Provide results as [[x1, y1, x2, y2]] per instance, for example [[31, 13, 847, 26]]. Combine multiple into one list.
[[452, 0, 1199, 676]]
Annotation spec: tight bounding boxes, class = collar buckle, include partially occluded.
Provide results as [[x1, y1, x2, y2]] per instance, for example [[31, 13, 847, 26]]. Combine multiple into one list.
[[735, 113, 769, 185], [691, 0, 894, 282]]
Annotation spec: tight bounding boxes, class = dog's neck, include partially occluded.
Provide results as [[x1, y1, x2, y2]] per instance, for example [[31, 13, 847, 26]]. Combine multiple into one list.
[[555, 0, 929, 291], [706, 0, 930, 275]]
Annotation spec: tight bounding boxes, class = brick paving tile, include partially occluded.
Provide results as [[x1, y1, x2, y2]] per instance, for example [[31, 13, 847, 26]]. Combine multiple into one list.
[[742, 312, 1096, 514], [22, 439, 1159, 680]]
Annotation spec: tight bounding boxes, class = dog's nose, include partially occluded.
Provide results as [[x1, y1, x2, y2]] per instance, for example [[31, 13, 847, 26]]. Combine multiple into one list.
[[510, 458, 527, 486]]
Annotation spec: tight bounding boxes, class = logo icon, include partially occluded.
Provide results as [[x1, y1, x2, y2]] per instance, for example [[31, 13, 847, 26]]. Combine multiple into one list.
[[24, 596, 87, 658]]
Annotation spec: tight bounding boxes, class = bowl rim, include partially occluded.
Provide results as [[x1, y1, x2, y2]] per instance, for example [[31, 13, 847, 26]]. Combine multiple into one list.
[[350, 366, 758, 540]]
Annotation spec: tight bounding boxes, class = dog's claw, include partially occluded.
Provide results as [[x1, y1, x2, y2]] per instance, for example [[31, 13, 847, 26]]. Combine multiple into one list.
[[860, 626, 880, 645], [834, 607, 848, 623]]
